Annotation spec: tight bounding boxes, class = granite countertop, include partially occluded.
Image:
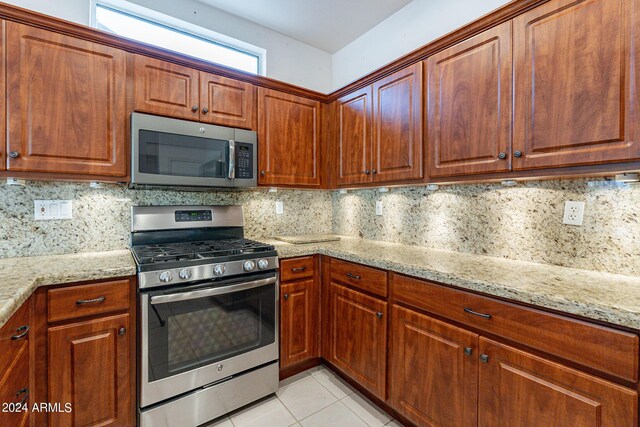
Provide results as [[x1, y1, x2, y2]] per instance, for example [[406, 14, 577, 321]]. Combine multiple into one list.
[[1, 237, 639, 331], [0, 250, 136, 329], [265, 236, 640, 330]]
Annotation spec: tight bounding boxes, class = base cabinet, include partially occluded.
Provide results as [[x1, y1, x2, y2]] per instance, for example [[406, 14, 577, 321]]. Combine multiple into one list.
[[280, 278, 318, 369]]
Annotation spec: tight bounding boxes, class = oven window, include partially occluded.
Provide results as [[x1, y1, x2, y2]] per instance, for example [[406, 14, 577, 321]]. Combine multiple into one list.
[[138, 130, 229, 178], [146, 283, 275, 382]]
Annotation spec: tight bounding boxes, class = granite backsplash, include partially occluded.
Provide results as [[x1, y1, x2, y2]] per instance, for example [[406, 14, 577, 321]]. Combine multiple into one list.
[[332, 179, 640, 276], [0, 182, 331, 258]]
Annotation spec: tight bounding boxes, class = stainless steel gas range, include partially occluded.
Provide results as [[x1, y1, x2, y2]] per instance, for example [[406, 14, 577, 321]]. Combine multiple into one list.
[[130, 205, 279, 427]]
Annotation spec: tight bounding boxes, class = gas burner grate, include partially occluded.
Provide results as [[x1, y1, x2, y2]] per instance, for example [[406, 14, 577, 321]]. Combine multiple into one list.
[[133, 239, 275, 265]]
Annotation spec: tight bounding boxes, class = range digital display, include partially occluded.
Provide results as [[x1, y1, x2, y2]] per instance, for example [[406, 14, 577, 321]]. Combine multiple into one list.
[[175, 210, 213, 222]]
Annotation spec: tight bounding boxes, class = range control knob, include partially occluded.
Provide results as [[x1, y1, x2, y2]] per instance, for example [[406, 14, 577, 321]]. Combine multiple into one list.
[[159, 271, 173, 283], [213, 264, 225, 276], [243, 260, 256, 271], [257, 259, 269, 270], [179, 268, 192, 280]]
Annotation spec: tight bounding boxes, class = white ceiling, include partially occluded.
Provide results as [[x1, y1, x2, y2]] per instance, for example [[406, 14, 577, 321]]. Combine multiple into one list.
[[193, 0, 413, 53]]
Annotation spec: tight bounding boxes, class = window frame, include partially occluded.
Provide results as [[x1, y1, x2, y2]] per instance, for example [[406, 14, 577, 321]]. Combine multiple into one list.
[[90, 0, 266, 76]]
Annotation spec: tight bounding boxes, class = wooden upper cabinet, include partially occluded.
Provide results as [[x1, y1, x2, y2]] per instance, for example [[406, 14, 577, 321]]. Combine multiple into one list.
[[0, 20, 5, 172], [199, 72, 256, 129], [513, 0, 640, 169], [427, 21, 512, 177], [257, 88, 321, 187], [134, 55, 200, 120], [373, 62, 423, 182], [390, 306, 478, 427], [478, 338, 638, 427], [280, 278, 319, 369], [6, 23, 127, 177], [336, 86, 373, 186]]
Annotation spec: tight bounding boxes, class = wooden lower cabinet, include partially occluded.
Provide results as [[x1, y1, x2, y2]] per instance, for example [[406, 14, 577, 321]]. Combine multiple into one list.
[[48, 314, 131, 427], [327, 282, 387, 399], [280, 278, 318, 369], [390, 305, 478, 426], [478, 337, 638, 427]]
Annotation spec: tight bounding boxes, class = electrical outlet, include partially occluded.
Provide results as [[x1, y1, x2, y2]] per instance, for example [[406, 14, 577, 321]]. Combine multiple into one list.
[[375, 200, 383, 216], [563, 201, 585, 226], [34, 200, 73, 220], [275, 200, 284, 215]]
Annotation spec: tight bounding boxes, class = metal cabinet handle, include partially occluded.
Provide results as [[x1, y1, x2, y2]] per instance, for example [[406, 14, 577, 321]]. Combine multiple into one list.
[[464, 347, 473, 356], [16, 388, 28, 405], [9, 151, 19, 159], [346, 273, 361, 280], [480, 354, 489, 363], [291, 267, 306, 272], [463, 307, 492, 319], [372, 169, 377, 174], [118, 327, 126, 336], [364, 170, 370, 175], [283, 293, 289, 300], [11, 325, 29, 340], [76, 296, 106, 305], [376, 312, 383, 319], [202, 107, 209, 114], [514, 151, 523, 158], [191, 105, 199, 112], [261, 170, 266, 176], [498, 152, 507, 160]]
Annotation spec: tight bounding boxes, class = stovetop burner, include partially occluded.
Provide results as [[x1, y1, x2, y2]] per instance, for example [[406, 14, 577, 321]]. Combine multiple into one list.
[[133, 238, 276, 265]]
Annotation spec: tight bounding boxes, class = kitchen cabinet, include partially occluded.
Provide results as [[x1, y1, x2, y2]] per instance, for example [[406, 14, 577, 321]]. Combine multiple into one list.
[[512, 0, 640, 170], [327, 281, 387, 399], [426, 21, 512, 177], [257, 88, 321, 187], [134, 56, 256, 129], [0, 20, 5, 172], [335, 63, 423, 186], [6, 23, 127, 177], [390, 305, 478, 427], [478, 338, 637, 426], [0, 301, 30, 427], [279, 257, 319, 370]]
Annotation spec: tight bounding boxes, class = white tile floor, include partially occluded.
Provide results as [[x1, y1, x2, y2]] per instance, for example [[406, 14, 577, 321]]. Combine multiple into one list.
[[205, 365, 402, 427]]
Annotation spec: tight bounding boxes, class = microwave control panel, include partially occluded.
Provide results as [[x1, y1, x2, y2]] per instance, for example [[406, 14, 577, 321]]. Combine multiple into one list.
[[236, 143, 254, 179]]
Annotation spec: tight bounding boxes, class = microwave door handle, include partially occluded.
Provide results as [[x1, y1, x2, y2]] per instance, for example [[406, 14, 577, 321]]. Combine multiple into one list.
[[150, 276, 276, 305], [228, 139, 235, 180]]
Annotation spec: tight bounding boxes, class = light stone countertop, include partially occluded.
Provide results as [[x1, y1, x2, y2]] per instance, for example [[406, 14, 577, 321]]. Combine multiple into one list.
[[0, 250, 136, 329], [1, 238, 640, 331]]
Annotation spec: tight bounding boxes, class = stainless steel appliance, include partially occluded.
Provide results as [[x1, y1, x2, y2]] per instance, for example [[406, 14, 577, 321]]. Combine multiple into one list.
[[131, 205, 278, 427], [130, 113, 257, 189]]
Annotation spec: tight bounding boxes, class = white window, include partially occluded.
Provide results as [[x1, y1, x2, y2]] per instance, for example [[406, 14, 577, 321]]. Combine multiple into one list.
[[92, 1, 265, 75]]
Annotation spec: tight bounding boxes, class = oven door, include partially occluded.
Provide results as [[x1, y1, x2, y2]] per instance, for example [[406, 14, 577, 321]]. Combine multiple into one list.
[[140, 274, 278, 407]]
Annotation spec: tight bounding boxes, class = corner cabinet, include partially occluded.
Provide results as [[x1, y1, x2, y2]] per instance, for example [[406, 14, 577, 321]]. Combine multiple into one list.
[[257, 88, 321, 187], [6, 23, 127, 177], [335, 63, 423, 186]]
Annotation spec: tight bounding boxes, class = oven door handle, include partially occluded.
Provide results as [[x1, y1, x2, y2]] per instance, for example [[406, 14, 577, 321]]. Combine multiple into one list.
[[149, 276, 276, 305]]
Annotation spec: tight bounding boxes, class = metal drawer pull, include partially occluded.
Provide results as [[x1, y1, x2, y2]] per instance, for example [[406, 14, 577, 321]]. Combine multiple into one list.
[[463, 307, 492, 319], [76, 296, 106, 305], [11, 325, 29, 340], [346, 273, 361, 280], [291, 267, 306, 272], [16, 388, 29, 405]]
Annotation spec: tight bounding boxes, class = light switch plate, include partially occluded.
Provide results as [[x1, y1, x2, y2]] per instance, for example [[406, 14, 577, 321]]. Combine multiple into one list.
[[375, 200, 383, 216], [34, 200, 73, 220], [562, 201, 584, 226], [275, 200, 284, 215]]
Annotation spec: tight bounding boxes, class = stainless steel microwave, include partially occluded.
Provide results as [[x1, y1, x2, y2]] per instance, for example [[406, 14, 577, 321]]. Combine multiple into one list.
[[130, 113, 257, 189]]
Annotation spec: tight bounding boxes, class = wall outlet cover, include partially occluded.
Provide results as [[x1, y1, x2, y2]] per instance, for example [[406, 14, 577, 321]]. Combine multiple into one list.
[[375, 200, 383, 216], [275, 200, 284, 215], [563, 201, 585, 226], [34, 200, 73, 220]]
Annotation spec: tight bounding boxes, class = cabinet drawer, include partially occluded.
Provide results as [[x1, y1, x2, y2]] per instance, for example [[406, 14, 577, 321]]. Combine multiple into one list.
[[48, 279, 130, 323], [0, 301, 29, 375], [330, 259, 388, 298], [280, 256, 315, 282], [0, 341, 29, 427], [392, 274, 639, 383]]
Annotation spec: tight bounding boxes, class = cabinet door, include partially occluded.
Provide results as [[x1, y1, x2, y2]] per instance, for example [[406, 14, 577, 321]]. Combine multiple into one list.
[[373, 63, 423, 182], [0, 20, 5, 171], [257, 88, 321, 186], [0, 301, 29, 427], [200, 72, 255, 129], [478, 337, 638, 427], [328, 282, 387, 399], [513, 0, 640, 169], [427, 21, 512, 177], [6, 23, 127, 176], [390, 305, 478, 427], [336, 86, 373, 186], [48, 314, 131, 427], [280, 279, 318, 368], [133, 55, 200, 120]]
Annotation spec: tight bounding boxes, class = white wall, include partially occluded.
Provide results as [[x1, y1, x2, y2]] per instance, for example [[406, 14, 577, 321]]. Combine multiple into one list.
[[331, 0, 511, 90], [2, 0, 333, 93]]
